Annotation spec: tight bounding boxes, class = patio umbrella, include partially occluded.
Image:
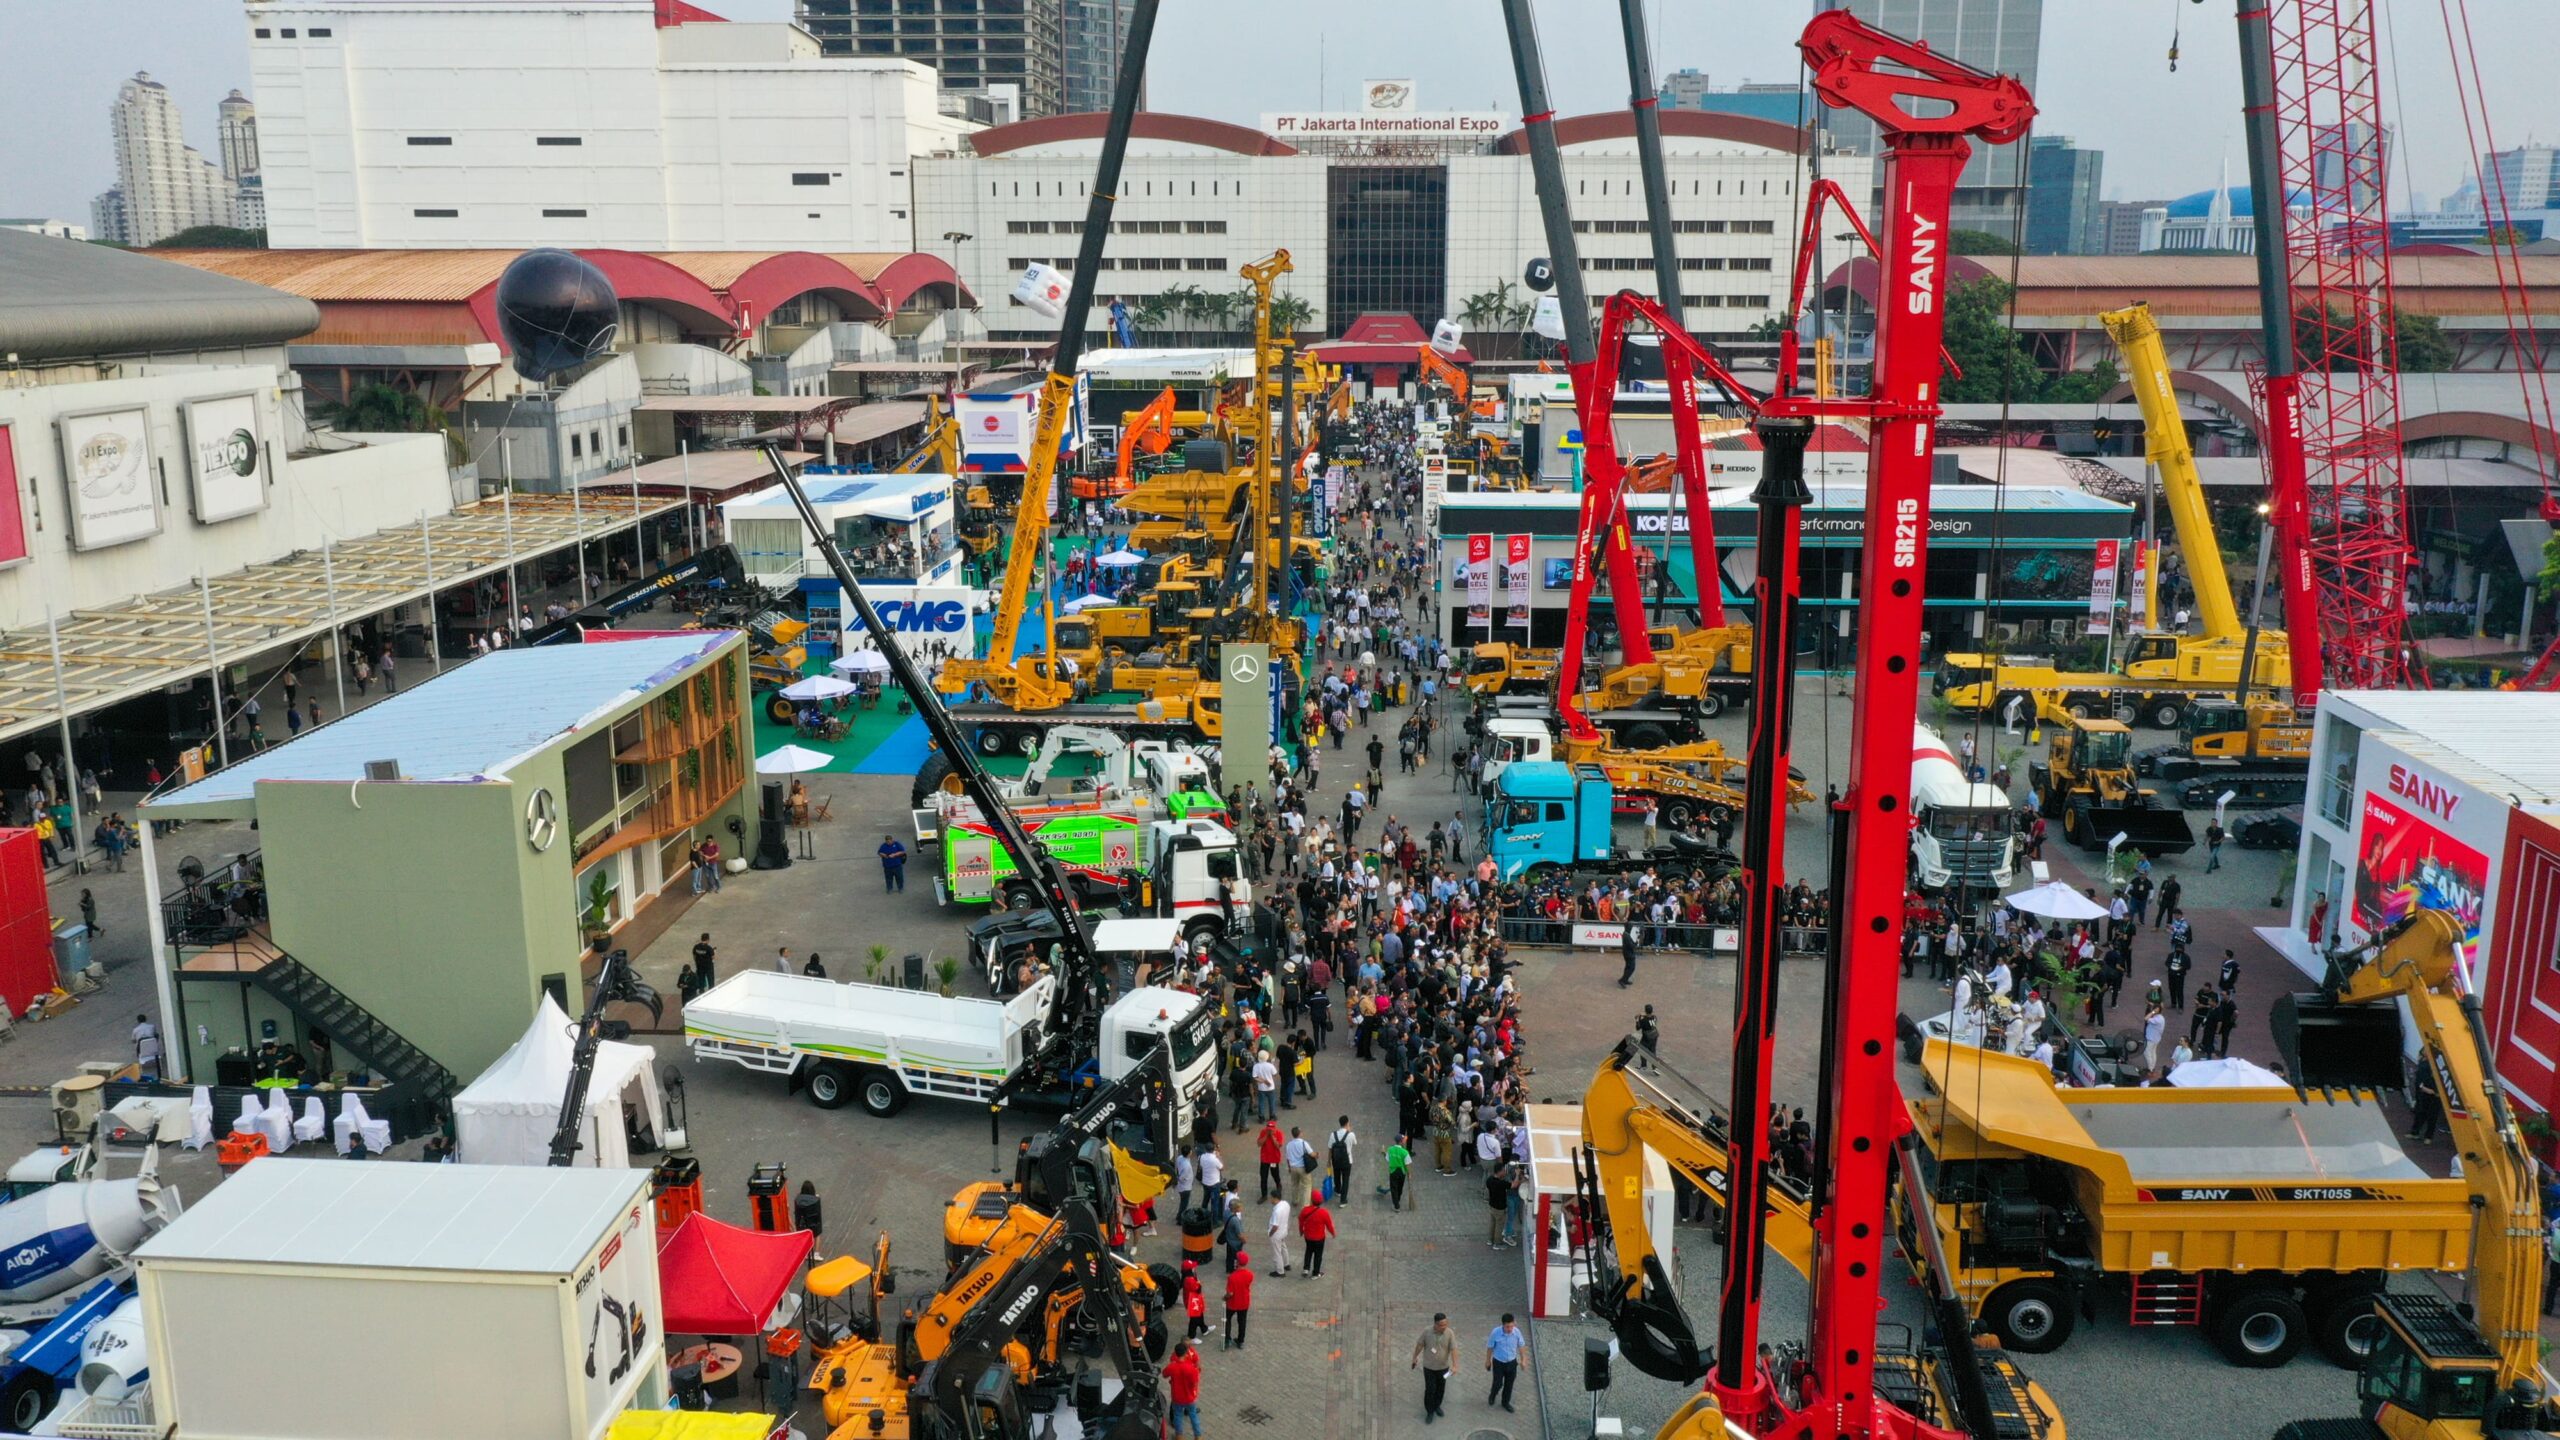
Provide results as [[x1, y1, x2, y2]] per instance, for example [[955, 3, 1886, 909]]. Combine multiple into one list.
[[1061, 592, 1119, 613], [2167, 1056, 2290, 1088], [831, 650, 891, 675], [780, 675, 857, 702], [1095, 549, 1146, 567], [2000, 880, 2110, 922], [756, 744, 834, 775]]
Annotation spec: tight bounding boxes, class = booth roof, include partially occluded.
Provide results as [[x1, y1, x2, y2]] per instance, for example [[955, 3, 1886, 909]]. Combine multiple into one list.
[[657, 1213, 816, 1336], [134, 1157, 646, 1274]]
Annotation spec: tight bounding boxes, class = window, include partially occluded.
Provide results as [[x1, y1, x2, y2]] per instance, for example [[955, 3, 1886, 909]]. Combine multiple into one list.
[[570, 434, 584, 459], [536, 136, 582, 147], [412, 208, 458, 218], [307, 26, 331, 35], [1545, 803, 1567, 822], [792, 173, 832, 186], [617, 425, 629, 449], [254, 27, 270, 36], [406, 136, 452, 146], [280, 26, 296, 36], [543, 208, 588, 218], [1007, 220, 1033, 233]]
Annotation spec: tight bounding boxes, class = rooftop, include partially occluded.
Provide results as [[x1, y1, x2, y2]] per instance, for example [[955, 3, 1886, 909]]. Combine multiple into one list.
[[2325, 690, 2560, 805], [0, 229, 320, 363], [136, 1158, 646, 1276], [145, 631, 737, 813]]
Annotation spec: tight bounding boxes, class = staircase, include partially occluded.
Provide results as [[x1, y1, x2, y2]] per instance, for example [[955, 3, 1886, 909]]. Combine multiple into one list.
[[250, 953, 459, 1134], [2129, 1271, 2205, 1327]]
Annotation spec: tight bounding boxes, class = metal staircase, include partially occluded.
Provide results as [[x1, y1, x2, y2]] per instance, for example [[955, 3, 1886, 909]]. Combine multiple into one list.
[[250, 953, 458, 1133]]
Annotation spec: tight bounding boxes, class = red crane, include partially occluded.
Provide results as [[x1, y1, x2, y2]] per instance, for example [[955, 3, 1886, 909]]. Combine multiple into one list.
[[2234, 0, 2423, 700]]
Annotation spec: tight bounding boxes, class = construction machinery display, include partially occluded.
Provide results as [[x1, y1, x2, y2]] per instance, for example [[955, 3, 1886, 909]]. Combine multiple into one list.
[[2135, 697, 2314, 808], [2028, 715, 2198, 854]]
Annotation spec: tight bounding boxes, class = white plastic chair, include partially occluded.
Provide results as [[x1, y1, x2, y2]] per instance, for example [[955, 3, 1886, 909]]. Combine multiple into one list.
[[256, 1091, 293, 1154], [293, 1096, 327, 1146], [229, 1090, 266, 1140], [332, 1093, 391, 1156], [183, 1086, 214, 1151]]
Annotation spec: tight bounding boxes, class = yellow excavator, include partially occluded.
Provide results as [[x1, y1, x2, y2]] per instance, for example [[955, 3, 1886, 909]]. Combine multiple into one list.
[[1938, 302, 2291, 726], [1578, 1039, 2063, 1438], [2271, 909, 2560, 1440]]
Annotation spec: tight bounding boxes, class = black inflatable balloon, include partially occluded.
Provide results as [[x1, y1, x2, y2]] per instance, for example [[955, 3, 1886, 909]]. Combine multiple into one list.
[[1523, 257, 1555, 294], [496, 248, 620, 382]]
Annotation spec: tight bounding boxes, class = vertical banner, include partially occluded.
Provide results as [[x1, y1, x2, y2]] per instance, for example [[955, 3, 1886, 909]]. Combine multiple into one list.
[[0, 426, 26, 568], [1466, 533, 1492, 631], [1503, 533, 1532, 630], [1221, 644, 1272, 776], [2127, 540, 2155, 630], [2086, 538, 2121, 636]]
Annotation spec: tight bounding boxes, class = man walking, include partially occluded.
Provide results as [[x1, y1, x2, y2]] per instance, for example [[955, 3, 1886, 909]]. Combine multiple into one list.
[[1222, 1261, 1254, 1349], [1266, 1195, 1293, 1276], [1618, 923, 1640, 988], [1411, 1313, 1456, 1422], [1257, 1118, 1285, 1200], [1485, 1162, 1514, 1247], [1327, 1116, 1358, 1205], [1384, 1133, 1413, 1211], [690, 932, 717, 992], [1284, 1126, 1315, 1208], [2163, 944, 2191, 1011], [1164, 1341, 1203, 1437], [1298, 1192, 1335, 1277], [2204, 820, 2225, 872], [1485, 1313, 1526, 1412], [878, 835, 907, 892]]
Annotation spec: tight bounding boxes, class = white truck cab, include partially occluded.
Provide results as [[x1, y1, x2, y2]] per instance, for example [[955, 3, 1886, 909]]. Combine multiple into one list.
[[1099, 982, 1220, 1128], [1479, 716, 1554, 788], [1143, 818, 1251, 946]]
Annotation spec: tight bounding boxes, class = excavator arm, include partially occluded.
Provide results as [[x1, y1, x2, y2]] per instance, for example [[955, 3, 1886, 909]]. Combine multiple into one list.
[[895, 396, 962, 475], [1112, 387, 1182, 491], [1414, 344, 1471, 401]]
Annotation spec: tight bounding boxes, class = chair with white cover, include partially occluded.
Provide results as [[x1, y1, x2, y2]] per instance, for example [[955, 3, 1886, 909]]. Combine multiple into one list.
[[255, 1091, 293, 1154], [183, 1086, 214, 1151], [333, 1093, 391, 1156], [229, 1090, 266, 1139], [293, 1095, 327, 1145]]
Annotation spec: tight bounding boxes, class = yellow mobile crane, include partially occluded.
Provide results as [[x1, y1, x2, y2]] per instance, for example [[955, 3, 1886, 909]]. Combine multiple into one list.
[[2269, 910, 2560, 1440], [1937, 302, 2292, 728]]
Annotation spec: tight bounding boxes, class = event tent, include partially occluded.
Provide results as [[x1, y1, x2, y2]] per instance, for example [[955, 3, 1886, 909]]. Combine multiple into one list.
[[453, 995, 667, 1167], [657, 1213, 815, 1336]]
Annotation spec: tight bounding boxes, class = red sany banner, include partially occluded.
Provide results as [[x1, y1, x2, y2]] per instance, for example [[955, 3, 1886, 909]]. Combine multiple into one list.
[[1503, 533, 1532, 629], [1467, 533, 1492, 631], [2086, 538, 2120, 635], [0, 427, 26, 568], [2354, 790, 2489, 944], [2128, 539, 2155, 630]]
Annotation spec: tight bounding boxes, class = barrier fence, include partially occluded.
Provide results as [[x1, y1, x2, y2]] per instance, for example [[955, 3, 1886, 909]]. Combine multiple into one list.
[[1498, 917, 1830, 957]]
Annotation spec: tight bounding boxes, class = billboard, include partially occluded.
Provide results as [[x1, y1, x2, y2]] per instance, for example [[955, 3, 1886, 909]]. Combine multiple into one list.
[[1503, 534, 1531, 629], [58, 405, 159, 550], [183, 392, 267, 523], [1466, 534, 1491, 630], [842, 585, 983, 657], [2086, 538, 2119, 636], [2353, 789, 2489, 944], [0, 427, 27, 568]]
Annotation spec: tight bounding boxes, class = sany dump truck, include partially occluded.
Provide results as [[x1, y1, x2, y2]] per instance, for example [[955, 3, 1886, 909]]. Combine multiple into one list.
[[1898, 1037, 2470, 1371], [685, 969, 1220, 1122]]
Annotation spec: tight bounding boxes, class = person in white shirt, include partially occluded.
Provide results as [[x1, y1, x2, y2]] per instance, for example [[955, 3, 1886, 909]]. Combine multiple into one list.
[[1985, 957, 2012, 1000], [1267, 1197, 1294, 1275], [1252, 1055, 1279, 1119], [132, 1015, 161, 1070], [1198, 1142, 1226, 1196]]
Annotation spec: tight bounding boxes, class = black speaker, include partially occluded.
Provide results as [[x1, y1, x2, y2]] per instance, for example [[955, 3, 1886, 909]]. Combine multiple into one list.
[[1583, 1336, 1612, 1391], [751, 780, 792, 870], [903, 952, 926, 989]]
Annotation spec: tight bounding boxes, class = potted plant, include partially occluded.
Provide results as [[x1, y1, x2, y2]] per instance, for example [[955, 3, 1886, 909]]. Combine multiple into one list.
[[580, 870, 616, 945], [867, 943, 889, 985], [934, 955, 961, 998]]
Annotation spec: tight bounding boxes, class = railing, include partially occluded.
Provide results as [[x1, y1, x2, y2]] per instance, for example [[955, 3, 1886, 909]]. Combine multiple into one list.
[[1497, 916, 1830, 956], [160, 853, 265, 947]]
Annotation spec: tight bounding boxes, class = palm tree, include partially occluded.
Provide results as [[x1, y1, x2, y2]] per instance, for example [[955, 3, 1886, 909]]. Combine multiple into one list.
[[1269, 294, 1316, 337], [1192, 289, 1241, 338], [1460, 282, 1532, 333]]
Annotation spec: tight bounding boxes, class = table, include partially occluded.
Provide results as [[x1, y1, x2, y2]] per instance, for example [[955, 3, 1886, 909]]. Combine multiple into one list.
[[670, 1342, 744, 1400]]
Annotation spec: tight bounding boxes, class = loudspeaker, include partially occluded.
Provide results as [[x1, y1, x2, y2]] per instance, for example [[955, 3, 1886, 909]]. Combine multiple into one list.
[[903, 953, 926, 990], [751, 780, 792, 870], [1584, 1336, 1612, 1391]]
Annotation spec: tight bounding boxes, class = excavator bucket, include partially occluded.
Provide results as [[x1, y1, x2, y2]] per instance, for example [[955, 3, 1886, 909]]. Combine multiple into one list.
[[1097, 1386, 1169, 1440], [2073, 803, 2196, 856], [2271, 992, 2406, 1093], [1603, 1255, 1709, 1383]]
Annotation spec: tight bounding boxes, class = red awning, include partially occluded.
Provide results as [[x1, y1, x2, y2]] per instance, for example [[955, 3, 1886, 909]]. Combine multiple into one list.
[[656, 1213, 815, 1336]]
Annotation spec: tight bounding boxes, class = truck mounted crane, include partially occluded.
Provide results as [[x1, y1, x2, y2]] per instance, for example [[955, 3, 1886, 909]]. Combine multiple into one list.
[[1504, 5, 2040, 1437]]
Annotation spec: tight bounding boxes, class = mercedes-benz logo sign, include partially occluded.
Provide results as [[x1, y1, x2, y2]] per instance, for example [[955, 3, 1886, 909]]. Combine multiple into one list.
[[1227, 652, 1264, 684], [526, 787, 560, 852]]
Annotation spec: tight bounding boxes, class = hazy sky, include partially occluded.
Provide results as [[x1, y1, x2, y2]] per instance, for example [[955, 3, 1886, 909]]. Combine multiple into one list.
[[5, 0, 2556, 223]]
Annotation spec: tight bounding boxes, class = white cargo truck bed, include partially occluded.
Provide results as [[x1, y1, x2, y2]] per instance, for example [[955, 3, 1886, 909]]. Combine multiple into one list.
[[683, 971, 1055, 1111]]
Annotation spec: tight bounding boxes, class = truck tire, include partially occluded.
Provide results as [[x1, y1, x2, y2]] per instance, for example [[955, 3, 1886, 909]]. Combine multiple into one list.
[[1694, 690, 1725, 719], [2, 1371, 55, 1433], [1983, 1279, 2075, 1353], [2064, 798, 2092, 847], [2311, 1289, 2384, 1368], [1622, 722, 1671, 750], [997, 880, 1038, 912], [911, 753, 958, 806], [804, 1060, 855, 1110], [2145, 697, 2187, 730], [2213, 1290, 2308, 1368], [1663, 799, 1699, 829], [855, 1069, 908, 1118], [1182, 916, 1225, 951], [1995, 691, 2030, 724], [975, 726, 1010, 756], [765, 694, 797, 726]]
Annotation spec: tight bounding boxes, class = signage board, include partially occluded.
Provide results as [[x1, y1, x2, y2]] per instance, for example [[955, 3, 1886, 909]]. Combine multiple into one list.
[[2086, 538, 2120, 635], [2353, 788, 2489, 945], [0, 426, 28, 568], [1503, 534, 1531, 629], [842, 585, 984, 657], [1222, 643, 1271, 777], [58, 405, 160, 550], [1466, 534, 1492, 630], [183, 392, 267, 523]]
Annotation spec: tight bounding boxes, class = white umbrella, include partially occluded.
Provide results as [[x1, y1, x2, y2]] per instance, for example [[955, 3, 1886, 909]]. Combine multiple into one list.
[[1095, 549, 1146, 567], [2001, 879, 2110, 922], [781, 675, 857, 702], [1061, 592, 1119, 613], [756, 744, 834, 775], [2167, 1056, 2290, 1089], [831, 650, 891, 675]]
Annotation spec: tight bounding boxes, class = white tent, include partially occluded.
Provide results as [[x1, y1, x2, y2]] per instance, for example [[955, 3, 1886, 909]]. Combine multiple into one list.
[[452, 995, 667, 1168], [2167, 1056, 2292, 1089]]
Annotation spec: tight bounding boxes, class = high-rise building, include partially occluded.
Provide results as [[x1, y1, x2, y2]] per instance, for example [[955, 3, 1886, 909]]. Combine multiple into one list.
[[1061, 0, 1139, 114], [2024, 135, 2102, 253], [1829, 0, 2042, 237], [217, 89, 260, 183], [2096, 199, 2160, 256], [797, 0, 1067, 119], [91, 73, 236, 246], [1659, 68, 1714, 110]]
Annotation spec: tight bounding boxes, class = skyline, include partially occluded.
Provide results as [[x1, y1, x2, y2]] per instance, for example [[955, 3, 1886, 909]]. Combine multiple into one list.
[[4, 0, 2557, 228]]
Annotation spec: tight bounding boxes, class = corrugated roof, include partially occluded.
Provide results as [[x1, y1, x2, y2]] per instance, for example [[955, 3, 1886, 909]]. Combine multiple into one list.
[[0, 231, 320, 362], [136, 1158, 646, 1276], [146, 631, 737, 811], [152, 248, 519, 303], [659, 252, 778, 290], [2327, 690, 2560, 803]]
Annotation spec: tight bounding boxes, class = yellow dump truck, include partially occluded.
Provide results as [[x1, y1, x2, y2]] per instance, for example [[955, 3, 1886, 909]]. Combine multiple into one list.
[[1899, 1039, 2471, 1370]]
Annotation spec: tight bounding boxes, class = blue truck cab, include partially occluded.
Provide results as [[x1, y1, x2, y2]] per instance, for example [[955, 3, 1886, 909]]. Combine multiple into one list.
[[1484, 762, 1618, 880]]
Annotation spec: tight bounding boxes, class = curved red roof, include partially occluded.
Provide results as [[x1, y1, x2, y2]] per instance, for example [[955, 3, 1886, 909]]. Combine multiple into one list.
[[855, 252, 973, 313], [1492, 108, 1807, 157], [970, 111, 1299, 158]]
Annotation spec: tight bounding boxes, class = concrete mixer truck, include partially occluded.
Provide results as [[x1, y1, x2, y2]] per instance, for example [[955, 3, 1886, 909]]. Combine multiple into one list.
[[1910, 722, 2017, 895]]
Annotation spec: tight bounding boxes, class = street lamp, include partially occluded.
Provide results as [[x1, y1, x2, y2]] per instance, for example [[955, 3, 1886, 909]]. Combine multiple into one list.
[[940, 230, 972, 297], [1833, 230, 1863, 396]]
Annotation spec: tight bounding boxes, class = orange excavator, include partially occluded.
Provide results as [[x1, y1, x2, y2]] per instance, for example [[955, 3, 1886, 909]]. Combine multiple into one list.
[[1413, 344, 1470, 405], [1073, 387, 1197, 500]]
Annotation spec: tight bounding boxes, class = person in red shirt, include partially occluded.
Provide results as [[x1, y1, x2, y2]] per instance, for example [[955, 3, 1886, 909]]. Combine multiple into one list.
[[1222, 1256, 1255, 1349], [1163, 1341, 1203, 1437], [1181, 1261, 1208, 1341], [1256, 1119, 1286, 1201], [1297, 1194, 1338, 1278]]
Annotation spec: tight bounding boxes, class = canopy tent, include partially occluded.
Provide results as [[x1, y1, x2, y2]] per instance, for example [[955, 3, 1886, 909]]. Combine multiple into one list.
[[1094, 549, 1146, 567], [657, 1212, 816, 1336], [1060, 592, 1119, 613], [2001, 880, 2110, 922], [2167, 1056, 2291, 1089], [452, 995, 666, 1168], [780, 675, 857, 702]]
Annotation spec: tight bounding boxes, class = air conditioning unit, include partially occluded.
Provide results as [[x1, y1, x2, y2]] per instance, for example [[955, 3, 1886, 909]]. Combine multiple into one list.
[[364, 760, 402, 782]]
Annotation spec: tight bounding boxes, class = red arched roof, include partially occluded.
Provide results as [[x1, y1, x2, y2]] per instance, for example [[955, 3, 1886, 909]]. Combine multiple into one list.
[[1492, 108, 1807, 157], [1818, 254, 1999, 308], [661, 252, 886, 324], [575, 250, 743, 336], [969, 111, 1298, 158], [852, 252, 973, 312]]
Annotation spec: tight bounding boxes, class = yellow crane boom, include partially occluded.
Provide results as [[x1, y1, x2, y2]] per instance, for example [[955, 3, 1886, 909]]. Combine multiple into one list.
[[2101, 302, 2240, 641]]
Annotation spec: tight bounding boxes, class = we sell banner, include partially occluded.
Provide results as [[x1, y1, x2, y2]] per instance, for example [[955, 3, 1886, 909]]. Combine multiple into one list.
[[1466, 534, 1492, 629], [1504, 534, 1532, 629], [2086, 538, 2120, 635]]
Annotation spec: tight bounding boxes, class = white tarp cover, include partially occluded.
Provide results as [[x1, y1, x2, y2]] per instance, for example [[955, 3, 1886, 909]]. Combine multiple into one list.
[[453, 995, 667, 1168], [2167, 1056, 2291, 1089]]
